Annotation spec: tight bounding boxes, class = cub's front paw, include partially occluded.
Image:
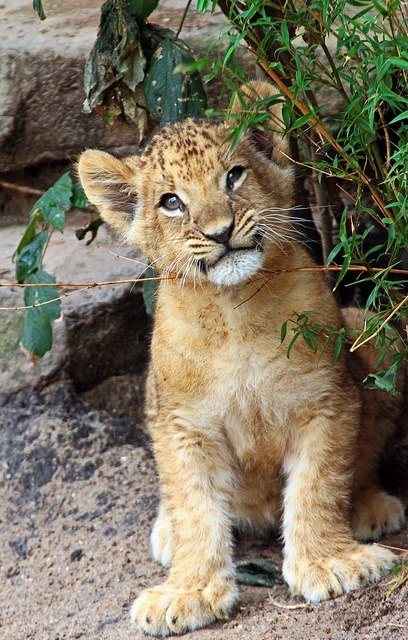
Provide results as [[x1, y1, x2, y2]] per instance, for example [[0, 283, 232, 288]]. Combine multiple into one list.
[[131, 580, 238, 636], [352, 488, 405, 541], [283, 544, 397, 602]]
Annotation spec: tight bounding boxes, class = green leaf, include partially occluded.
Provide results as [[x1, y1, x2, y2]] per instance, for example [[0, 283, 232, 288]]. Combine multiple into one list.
[[333, 255, 352, 291], [144, 37, 207, 125], [303, 329, 318, 353], [388, 110, 408, 125], [33, 0, 46, 20], [280, 321, 287, 343], [24, 270, 61, 322], [326, 241, 343, 266], [15, 231, 48, 283], [21, 308, 52, 357], [20, 270, 61, 357], [71, 182, 91, 210], [236, 560, 280, 587], [30, 173, 73, 232], [127, 0, 159, 22], [363, 360, 401, 396], [387, 57, 408, 70], [13, 210, 43, 259], [142, 266, 159, 315], [286, 331, 300, 359], [196, 0, 213, 12], [332, 333, 344, 365]]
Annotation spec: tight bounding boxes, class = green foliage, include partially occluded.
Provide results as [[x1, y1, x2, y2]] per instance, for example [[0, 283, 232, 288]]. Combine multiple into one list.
[[386, 559, 408, 596], [21, 271, 61, 357], [212, 0, 407, 394], [281, 311, 348, 366], [127, 0, 159, 23], [144, 38, 207, 125], [14, 175, 92, 358], [75, 217, 104, 245], [364, 356, 403, 396]]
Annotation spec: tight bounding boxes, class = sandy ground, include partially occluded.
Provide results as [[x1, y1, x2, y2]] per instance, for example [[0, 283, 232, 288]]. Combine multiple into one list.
[[1, 385, 407, 640]]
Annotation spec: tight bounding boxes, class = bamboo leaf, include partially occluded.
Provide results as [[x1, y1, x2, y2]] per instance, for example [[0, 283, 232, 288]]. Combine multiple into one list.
[[20, 270, 61, 357]]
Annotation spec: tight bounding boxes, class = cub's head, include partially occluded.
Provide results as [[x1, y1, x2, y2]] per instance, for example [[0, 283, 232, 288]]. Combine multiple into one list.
[[78, 82, 295, 288]]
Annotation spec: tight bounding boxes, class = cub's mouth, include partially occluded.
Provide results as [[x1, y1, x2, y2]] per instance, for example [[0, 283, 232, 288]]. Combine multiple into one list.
[[197, 237, 264, 287]]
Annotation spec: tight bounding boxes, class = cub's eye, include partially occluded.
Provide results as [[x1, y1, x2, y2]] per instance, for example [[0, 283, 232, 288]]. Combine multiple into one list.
[[226, 166, 246, 190], [159, 193, 186, 215]]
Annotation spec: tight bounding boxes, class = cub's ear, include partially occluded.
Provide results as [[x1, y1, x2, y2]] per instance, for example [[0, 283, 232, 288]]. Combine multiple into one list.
[[77, 150, 139, 237], [230, 81, 290, 167]]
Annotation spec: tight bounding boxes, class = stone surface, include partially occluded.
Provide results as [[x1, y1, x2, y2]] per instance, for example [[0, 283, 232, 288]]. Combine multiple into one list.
[[0, 217, 150, 395], [0, 0, 140, 176]]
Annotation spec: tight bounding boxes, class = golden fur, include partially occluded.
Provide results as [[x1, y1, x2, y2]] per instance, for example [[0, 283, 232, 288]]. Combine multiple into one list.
[[78, 82, 405, 637]]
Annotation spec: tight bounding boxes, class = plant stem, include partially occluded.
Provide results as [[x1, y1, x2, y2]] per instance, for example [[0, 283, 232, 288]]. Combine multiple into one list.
[[175, 0, 194, 40]]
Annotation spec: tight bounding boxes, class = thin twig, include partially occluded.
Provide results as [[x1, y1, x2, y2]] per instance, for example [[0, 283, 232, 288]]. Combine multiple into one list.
[[95, 243, 148, 268], [268, 596, 309, 610], [0, 276, 172, 289], [350, 294, 408, 352], [0, 179, 43, 197], [0, 285, 102, 312], [174, 0, 193, 40], [376, 543, 408, 555], [1, 266, 407, 292]]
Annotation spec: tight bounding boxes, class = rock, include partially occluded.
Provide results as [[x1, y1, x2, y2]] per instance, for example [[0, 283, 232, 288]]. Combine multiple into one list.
[[0, 218, 150, 395], [0, 0, 139, 176]]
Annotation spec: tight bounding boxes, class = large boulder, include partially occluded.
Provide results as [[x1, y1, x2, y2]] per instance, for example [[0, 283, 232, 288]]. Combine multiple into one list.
[[0, 0, 139, 175], [0, 220, 150, 396]]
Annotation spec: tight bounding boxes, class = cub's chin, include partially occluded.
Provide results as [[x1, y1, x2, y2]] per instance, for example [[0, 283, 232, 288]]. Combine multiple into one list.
[[206, 249, 264, 287]]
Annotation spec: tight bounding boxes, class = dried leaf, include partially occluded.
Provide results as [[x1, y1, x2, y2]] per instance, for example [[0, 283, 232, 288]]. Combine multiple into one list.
[[83, 0, 146, 119]]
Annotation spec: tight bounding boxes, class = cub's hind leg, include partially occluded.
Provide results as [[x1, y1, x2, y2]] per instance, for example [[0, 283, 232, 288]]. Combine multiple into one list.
[[352, 486, 405, 541], [344, 309, 407, 541], [351, 388, 406, 541], [131, 421, 238, 637]]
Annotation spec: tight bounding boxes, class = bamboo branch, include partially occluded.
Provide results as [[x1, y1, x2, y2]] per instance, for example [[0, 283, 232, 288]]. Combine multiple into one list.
[[349, 294, 408, 352], [247, 49, 392, 221]]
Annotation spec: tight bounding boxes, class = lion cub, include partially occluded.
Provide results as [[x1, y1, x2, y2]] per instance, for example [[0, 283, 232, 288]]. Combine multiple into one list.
[[78, 82, 405, 636]]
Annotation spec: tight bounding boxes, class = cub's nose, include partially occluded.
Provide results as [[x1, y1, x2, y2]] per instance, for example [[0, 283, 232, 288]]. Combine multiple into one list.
[[205, 221, 234, 246]]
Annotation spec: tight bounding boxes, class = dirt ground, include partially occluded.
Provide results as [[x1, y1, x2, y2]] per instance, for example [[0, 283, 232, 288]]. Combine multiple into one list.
[[0, 384, 407, 640]]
